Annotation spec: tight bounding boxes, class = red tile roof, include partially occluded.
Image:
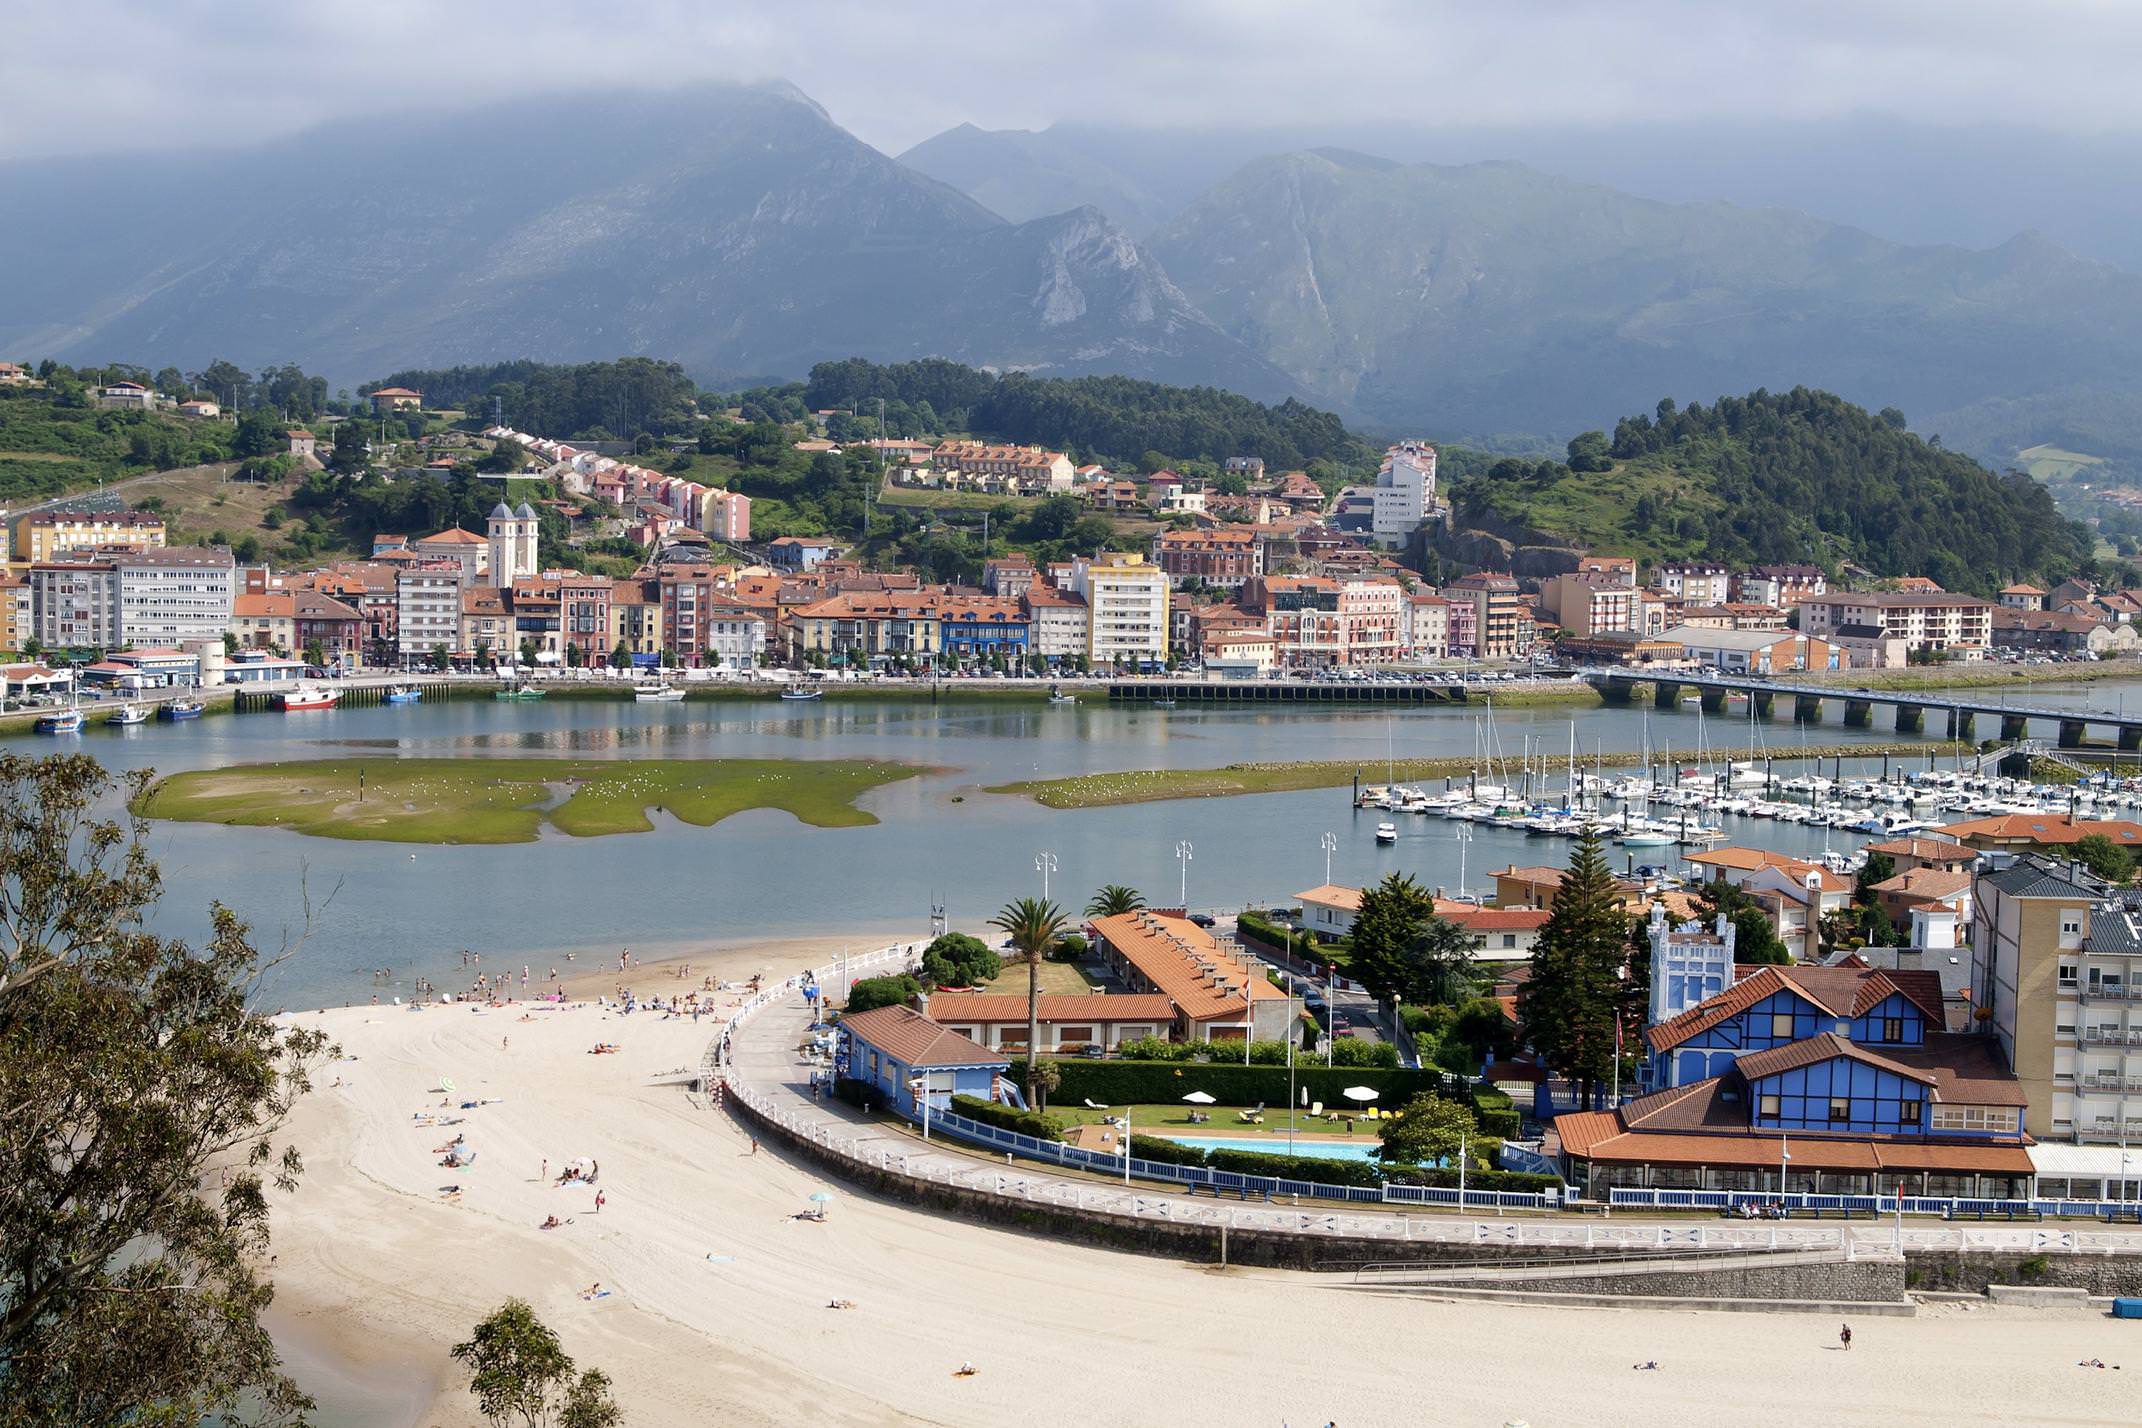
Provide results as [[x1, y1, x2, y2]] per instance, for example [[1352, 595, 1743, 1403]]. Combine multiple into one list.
[[925, 993, 1176, 1024], [838, 1005, 1007, 1069]]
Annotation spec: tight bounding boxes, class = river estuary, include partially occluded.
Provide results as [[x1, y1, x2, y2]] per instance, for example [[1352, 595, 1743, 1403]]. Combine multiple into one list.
[[16, 678, 2142, 1009]]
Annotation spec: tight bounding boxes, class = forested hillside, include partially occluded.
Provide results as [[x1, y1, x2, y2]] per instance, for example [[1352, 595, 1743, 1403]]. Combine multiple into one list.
[[793, 358, 1371, 471], [363, 358, 706, 439], [1453, 388, 2093, 592]]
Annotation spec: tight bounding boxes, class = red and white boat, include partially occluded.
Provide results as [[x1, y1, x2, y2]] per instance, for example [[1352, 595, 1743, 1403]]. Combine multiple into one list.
[[277, 684, 341, 712]]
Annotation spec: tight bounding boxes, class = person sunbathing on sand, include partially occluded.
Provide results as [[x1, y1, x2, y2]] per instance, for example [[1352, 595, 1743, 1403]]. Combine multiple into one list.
[[953, 1363, 977, 1378], [540, 1215, 564, 1230], [827, 1299, 854, 1310]]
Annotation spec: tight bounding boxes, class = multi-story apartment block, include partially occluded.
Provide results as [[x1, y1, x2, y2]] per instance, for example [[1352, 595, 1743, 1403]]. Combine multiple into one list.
[[1152, 526, 1264, 589], [14, 509, 166, 563], [395, 565, 464, 667], [789, 591, 941, 666], [1736, 563, 1827, 608], [1370, 441, 1437, 547], [558, 575, 614, 664], [656, 564, 766, 668], [1441, 572, 1532, 659], [1974, 857, 2142, 1180], [1068, 553, 1169, 668], [1650, 561, 1732, 606], [1402, 590, 1449, 660], [609, 579, 665, 661], [1240, 576, 1403, 668], [1021, 584, 1088, 666], [1541, 574, 1670, 638], [31, 559, 120, 648], [0, 571, 31, 649], [116, 547, 235, 648], [459, 586, 511, 664], [1798, 590, 1992, 653]]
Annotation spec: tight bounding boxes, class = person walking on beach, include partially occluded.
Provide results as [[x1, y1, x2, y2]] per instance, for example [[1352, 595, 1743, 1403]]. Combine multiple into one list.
[[750, 1136, 759, 1155], [1839, 1322, 1853, 1351], [540, 1158, 547, 1182], [594, 1190, 606, 1214]]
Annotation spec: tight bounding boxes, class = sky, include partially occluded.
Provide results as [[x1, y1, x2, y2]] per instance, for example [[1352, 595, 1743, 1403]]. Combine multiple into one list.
[[8, 0, 2142, 162]]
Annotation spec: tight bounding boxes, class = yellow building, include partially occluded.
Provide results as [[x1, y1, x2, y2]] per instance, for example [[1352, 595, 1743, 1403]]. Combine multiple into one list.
[[14, 510, 167, 563], [609, 579, 666, 658]]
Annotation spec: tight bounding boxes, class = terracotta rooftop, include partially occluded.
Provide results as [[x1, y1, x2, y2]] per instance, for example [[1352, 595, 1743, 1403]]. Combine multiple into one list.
[[838, 1005, 1007, 1069], [925, 993, 1176, 1024], [1863, 836, 1975, 863], [1089, 910, 1286, 1024], [1869, 868, 1974, 902], [1293, 884, 1362, 912]]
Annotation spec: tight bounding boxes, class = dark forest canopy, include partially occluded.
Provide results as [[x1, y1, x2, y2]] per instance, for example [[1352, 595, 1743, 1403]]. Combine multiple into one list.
[[362, 358, 703, 439], [790, 358, 1372, 471], [1454, 387, 2094, 593]]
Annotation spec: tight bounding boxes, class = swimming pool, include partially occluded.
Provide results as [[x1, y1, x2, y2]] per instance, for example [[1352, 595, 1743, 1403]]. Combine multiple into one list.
[[1159, 1136, 1382, 1163]]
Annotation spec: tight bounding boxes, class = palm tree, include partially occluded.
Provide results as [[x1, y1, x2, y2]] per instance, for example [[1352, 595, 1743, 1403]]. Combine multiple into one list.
[[1085, 884, 1145, 918], [988, 897, 1067, 1108]]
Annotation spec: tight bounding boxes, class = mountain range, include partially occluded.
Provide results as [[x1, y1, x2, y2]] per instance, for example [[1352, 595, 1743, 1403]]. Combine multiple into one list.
[[11, 80, 2142, 464]]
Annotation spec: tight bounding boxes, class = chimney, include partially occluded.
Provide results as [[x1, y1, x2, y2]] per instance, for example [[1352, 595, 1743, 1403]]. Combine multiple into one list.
[[913, 990, 929, 1017]]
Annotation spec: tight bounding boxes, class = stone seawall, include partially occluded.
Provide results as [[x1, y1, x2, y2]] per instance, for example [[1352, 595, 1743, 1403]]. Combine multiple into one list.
[[1456, 1257, 1903, 1303], [1907, 1249, 2142, 1297]]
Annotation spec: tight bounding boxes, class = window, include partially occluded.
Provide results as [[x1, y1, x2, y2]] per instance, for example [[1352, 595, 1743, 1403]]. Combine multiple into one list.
[[1899, 1100, 1922, 1125], [1759, 1093, 1780, 1118], [2060, 961, 2079, 988], [1828, 1097, 1852, 1122], [2061, 915, 2083, 937], [1882, 1016, 1905, 1043], [1770, 1012, 1796, 1038]]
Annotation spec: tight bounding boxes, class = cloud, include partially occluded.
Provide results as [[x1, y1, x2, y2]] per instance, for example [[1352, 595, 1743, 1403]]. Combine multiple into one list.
[[6, 0, 2142, 162]]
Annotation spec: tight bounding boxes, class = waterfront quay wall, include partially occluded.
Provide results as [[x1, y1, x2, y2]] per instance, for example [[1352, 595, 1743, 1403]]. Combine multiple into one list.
[[729, 1094, 2142, 1295]]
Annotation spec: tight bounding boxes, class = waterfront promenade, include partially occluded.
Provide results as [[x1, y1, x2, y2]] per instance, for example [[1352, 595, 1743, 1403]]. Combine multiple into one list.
[[722, 963, 2142, 1264]]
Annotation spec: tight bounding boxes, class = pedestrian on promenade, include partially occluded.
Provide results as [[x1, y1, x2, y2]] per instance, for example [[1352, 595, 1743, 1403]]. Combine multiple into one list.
[[1839, 1322, 1853, 1351]]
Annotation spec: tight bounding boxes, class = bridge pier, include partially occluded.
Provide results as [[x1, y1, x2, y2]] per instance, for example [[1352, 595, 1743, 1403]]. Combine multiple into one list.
[[1598, 677, 1637, 705], [1793, 694, 1823, 725], [1946, 709, 1974, 741], [2059, 720, 2089, 750], [2000, 715, 2029, 742], [1699, 690, 1727, 715], [1752, 691, 1775, 719], [1843, 700, 1872, 728], [2121, 726, 2142, 754], [1894, 704, 1923, 734], [1652, 681, 1681, 708]]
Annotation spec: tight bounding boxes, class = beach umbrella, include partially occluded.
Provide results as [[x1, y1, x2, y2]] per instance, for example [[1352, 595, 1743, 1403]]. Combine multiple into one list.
[[440, 1076, 456, 1094], [1181, 1090, 1217, 1104], [1341, 1086, 1379, 1104], [808, 1190, 834, 1218]]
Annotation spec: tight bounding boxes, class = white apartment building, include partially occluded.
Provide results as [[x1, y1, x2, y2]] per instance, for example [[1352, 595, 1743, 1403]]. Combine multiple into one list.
[[1799, 591, 1992, 653], [1651, 562, 1732, 605], [116, 547, 235, 647], [1371, 441, 1437, 547], [1402, 590, 1450, 659], [1069, 553, 1169, 667], [396, 566, 465, 667]]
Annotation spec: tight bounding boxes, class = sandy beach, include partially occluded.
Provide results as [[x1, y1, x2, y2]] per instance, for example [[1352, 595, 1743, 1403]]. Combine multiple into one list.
[[268, 963, 2141, 1428]]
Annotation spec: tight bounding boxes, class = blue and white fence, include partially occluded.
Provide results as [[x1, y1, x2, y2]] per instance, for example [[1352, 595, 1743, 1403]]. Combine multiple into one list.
[[1610, 1186, 2142, 1221]]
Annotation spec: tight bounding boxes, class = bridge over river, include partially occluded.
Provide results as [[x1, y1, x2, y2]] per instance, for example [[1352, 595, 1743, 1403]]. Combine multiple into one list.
[[1585, 670, 2142, 750]]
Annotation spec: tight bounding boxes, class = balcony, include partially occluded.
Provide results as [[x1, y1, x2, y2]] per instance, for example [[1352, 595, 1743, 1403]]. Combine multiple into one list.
[[2080, 1075, 2142, 1093], [2079, 1028, 2142, 1046], [2080, 984, 2142, 1003]]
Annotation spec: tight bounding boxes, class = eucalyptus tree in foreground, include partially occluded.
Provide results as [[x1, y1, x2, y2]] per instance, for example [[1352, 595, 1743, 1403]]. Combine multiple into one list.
[[988, 897, 1067, 1107], [0, 753, 330, 1425], [452, 1298, 621, 1428]]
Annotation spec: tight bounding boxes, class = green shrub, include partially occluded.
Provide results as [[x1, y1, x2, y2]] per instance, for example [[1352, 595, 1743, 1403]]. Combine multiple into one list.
[[921, 933, 1001, 988], [1326, 1038, 1400, 1069], [1206, 1149, 1385, 1187], [950, 1094, 1065, 1141], [1115, 1035, 1200, 1062], [1383, 1165, 1558, 1193], [846, 973, 921, 1013], [1048, 932, 1088, 962], [1126, 1134, 1209, 1167]]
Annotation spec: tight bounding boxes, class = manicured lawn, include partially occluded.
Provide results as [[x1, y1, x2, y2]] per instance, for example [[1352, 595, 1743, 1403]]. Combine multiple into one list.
[[978, 960, 1098, 996], [134, 756, 926, 844], [1049, 1103, 1385, 1138]]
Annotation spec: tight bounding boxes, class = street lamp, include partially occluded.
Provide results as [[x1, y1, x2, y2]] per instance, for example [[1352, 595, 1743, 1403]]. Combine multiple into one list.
[[1320, 830, 1337, 886], [1175, 840, 1194, 911], [1780, 1133, 1792, 1201], [1455, 823, 1473, 899], [1035, 850, 1057, 900]]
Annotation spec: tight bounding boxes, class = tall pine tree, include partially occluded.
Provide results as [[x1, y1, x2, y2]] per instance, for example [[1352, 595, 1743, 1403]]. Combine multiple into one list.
[[1517, 829, 1638, 1107]]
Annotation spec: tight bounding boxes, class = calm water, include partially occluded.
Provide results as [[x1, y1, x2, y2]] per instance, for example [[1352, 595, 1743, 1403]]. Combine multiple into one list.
[[1164, 1135, 1382, 1162], [18, 678, 2141, 1009]]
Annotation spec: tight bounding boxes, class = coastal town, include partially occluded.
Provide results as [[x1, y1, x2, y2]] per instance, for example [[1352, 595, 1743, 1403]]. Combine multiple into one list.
[[3, 383, 2136, 723]]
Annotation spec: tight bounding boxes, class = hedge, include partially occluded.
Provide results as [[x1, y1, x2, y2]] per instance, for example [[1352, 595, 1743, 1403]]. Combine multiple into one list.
[[1008, 1057, 1465, 1110], [1235, 909, 1352, 969], [1206, 1148, 1386, 1187], [1386, 1165, 1559, 1194], [950, 1094, 1065, 1142], [1126, 1133, 1208, 1167]]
